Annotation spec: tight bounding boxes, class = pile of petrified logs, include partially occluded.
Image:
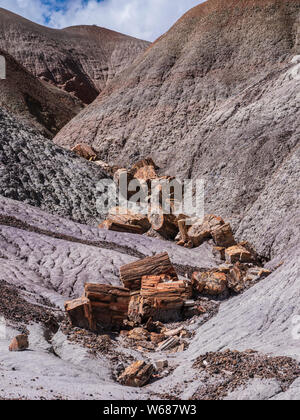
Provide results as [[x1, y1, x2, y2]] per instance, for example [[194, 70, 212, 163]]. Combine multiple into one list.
[[98, 158, 242, 252], [65, 252, 195, 331], [65, 245, 271, 333], [121, 252, 194, 322], [192, 257, 271, 296], [99, 158, 181, 239]]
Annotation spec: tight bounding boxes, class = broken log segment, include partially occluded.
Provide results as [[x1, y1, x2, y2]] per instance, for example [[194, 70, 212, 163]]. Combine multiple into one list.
[[132, 164, 158, 182], [65, 297, 92, 330], [141, 278, 192, 302], [225, 243, 254, 264], [130, 157, 158, 177], [120, 252, 178, 291], [192, 270, 228, 296], [156, 336, 180, 352], [148, 210, 179, 240], [187, 214, 227, 247], [98, 220, 145, 235], [137, 276, 192, 322], [118, 361, 154, 387], [84, 284, 130, 330], [188, 220, 211, 247], [227, 262, 248, 293], [109, 207, 151, 232], [211, 223, 236, 248], [178, 218, 190, 243], [9, 335, 29, 352]]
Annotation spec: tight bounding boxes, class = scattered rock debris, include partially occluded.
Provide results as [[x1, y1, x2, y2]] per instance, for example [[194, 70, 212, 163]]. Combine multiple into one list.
[[0, 280, 61, 334], [192, 350, 300, 400]]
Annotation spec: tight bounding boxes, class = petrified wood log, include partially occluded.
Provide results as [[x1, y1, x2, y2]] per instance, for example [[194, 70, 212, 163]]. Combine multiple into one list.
[[188, 214, 226, 247], [118, 361, 154, 387], [113, 168, 138, 200], [228, 262, 248, 293], [130, 158, 158, 179], [84, 284, 130, 330], [192, 271, 228, 296], [98, 220, 145, 235], [225, 243, 254, 264], [65, 297, 92, 330], [188, 220, 211, 247], [120, 252, 178, 291], [108, 207, 151, 232], [132, 164, 158, 182], [178, 218, 189, 243], [138, 276, 192, 322], [148, 210, 179, 240], [128, 292, 143, 324], [211, 223, 236, 248], [9, 334, 29, 352]]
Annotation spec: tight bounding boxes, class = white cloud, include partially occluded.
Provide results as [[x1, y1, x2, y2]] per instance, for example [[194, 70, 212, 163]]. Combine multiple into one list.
[[0, 0, 204, 41], [0, 0, 49, 24]]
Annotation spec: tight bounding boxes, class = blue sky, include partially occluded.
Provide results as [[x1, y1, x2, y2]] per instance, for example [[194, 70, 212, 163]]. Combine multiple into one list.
[[0, 0, 202, 41]]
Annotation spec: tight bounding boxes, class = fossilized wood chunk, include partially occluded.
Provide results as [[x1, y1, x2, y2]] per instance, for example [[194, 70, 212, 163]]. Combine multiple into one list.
[[113, 168, 136, 200], [84, 284, 130, 330], [245, 267, 271, 282], [120, 252, 178, 291], [131, 158, 158, 178], [225, 244, 254, 264], [228, 262, 248, 293], [192, 271, 228, 296], [211, 223, 236, 248], [71, 143, 97, 161], [118, 361, 154, 387], [191, 272, 207, 294], [156, 336, 180, 352], [9, 334, 29, 352], [178, 218, 190, 244], [140, 274, 175, 293], [213, 246, 226, 260], [188, 215, 227, 247], [131, 161, 158, 182], [128, 292, 143, 324], [188, 219, 211, 247], [65, 297, 92, 330], [141, 278, 192, 302], [108, 207, 151, 232], [98, 220, 145, 235], [150, 333, 166, 345], [148, 210, 179, 240], [128, 327, 150, 341], [139, 276, 192, 322]]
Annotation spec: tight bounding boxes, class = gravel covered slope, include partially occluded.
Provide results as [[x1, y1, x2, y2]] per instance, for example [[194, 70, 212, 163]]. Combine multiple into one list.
[[0, 108, 110, 224]]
